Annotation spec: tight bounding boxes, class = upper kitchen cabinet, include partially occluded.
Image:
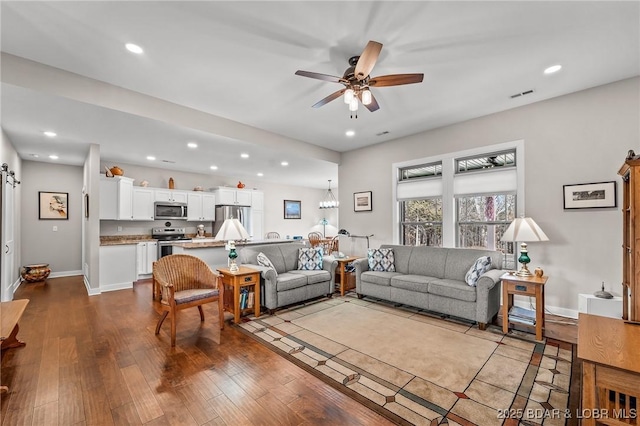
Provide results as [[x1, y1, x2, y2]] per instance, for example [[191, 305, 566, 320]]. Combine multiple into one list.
[[100, 176, 133, 220], [154, 189, 188, 204], [187, 192, 215, 221], [132, 187, 155, 220], [212, 187, 252, 206]]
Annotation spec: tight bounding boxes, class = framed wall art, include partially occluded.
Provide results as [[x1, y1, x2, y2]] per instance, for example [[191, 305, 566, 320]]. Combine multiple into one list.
[[563, 181, 616, 209], [284, 200, 301, 219], [39, 191, 69, 220], [354, 191, 372, 212]]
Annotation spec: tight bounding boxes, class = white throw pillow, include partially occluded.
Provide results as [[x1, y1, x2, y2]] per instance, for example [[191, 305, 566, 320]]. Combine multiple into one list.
[[298, 247, 323, 270], [367, 248, 396, 272], [257, 252, 278, 276], [465, 256, 492, 287]]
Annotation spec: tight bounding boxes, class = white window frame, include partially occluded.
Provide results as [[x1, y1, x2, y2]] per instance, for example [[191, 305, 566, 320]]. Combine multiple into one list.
[[392, 140, 525, 246]]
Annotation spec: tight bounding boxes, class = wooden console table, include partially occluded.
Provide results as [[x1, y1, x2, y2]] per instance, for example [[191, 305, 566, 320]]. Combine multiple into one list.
[[1, 299, 29, 393], [217, 266, 260, 324], [333, 256, 359, 296], [578, 313, 640, 425]]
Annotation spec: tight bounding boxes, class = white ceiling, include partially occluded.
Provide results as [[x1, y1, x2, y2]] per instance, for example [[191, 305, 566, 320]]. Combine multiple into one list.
[[1, 1, 639, 189]]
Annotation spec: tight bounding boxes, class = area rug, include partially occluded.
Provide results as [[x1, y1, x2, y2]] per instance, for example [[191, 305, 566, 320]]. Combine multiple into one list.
[[238, 295, 575, 426]]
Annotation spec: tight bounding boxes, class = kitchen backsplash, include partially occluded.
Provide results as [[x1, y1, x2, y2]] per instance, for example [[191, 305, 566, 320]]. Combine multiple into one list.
[[100, 220, 213, 237]]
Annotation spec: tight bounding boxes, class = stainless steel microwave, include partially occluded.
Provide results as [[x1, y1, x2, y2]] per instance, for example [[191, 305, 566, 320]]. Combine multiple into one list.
[[154, 202, 188, 220]]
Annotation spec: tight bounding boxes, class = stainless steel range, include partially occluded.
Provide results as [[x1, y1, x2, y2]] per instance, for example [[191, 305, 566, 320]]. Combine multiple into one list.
[[152, 227, 191, 258]]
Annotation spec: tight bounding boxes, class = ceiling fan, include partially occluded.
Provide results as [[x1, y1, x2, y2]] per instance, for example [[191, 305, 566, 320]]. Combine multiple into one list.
[[295, 40, 424, 118]]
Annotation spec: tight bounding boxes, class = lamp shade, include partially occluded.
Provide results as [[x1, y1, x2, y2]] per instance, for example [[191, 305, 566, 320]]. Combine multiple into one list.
[[501, 217, 549, 242], [214, 218, 250, 241]]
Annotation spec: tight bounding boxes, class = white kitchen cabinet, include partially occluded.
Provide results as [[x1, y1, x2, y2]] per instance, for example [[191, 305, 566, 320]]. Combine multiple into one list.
[[136, 241, 158, 277], [100, 176, 134, 220], [132, 187, 155, 220], [250, 190, 264, 239], [212, 188, 251, 206], [154, 189, 188, 204], [187, 192, 216, 221], [99, 244, 137, 291]]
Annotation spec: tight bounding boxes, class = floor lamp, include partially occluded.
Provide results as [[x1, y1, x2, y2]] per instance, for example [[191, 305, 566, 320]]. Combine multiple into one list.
[[501, 217, 549, 277], [214, 218, 250, 272]]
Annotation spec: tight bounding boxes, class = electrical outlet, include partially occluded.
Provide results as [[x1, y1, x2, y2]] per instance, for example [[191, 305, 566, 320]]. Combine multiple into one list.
[[117, 226, 123, 232], [52, 226, 58, 232]]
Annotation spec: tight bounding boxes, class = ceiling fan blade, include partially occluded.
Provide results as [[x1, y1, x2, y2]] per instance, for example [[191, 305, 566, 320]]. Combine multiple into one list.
[[295, 70, 347, 84], [312, 89, 346, 108], [358, 91, 380, 112], [354, 41, 383, 81], [369, 73, 424, 87]]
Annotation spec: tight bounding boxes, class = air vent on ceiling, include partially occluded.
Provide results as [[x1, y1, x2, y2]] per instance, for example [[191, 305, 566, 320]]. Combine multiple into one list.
[[161, 159, 176, 163], [376, 131, 390, 136], [510, 89, 535, 99]]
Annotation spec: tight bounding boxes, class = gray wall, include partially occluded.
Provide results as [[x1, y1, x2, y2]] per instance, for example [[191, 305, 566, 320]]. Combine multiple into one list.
[[21, 161, 83, 275], [338, 77, 640, 316]]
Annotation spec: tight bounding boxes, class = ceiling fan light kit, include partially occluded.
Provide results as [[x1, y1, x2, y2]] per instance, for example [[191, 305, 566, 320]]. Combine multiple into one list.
[[296, 40, 424, 119]]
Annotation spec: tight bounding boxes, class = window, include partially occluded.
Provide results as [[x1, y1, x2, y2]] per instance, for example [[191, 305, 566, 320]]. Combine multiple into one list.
[[456, 150, 515, 173], [400, 198, 442, 246], [399, 162, 442, 181], [457, 193, 517, 269]]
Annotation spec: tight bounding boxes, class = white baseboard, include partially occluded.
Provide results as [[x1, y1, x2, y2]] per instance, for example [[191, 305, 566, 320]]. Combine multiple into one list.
[[513, 299, 578, 319], [99, 282, 133, 293], [84, 275, 100, 296], [11, 277, 21, 294], [49, 270, 83, 279]]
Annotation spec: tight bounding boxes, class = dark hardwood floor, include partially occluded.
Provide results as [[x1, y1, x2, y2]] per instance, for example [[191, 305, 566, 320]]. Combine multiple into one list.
[[0, 276, 395, 425]]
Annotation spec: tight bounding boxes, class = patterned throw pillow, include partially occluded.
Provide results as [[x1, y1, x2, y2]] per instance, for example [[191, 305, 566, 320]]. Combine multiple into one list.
[[465, 256, 493, 287], [367, 248, 396, 272], [257, 252, 277, 276], [298, 247, 324, 270]]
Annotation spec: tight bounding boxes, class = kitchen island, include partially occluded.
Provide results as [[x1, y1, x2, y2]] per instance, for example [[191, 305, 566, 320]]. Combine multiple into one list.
[[171, 239, 299, 267]]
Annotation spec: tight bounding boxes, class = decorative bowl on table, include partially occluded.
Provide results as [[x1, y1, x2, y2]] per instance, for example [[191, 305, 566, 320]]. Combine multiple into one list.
[[193, 186, 204, 191]]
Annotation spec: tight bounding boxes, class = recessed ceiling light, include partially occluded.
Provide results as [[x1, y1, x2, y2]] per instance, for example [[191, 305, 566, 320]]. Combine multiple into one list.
[[187, 142, 198, 148], [125, 43, 143, 54], [49, 155, 58, 160], [30, 154, 39, 158], [210, 165, 218, 170], [146, 156, 156, 161], [345, 130, 355, 137], [257, 172, 264, 177], [544, 64, 562, 74], [43, 131, 57, 137], [240, 153, 249, 159], [281, 161, 289, 166]]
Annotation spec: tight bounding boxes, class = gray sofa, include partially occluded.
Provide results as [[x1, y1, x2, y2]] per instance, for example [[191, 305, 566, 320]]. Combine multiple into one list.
[[240, 243, 337, 313], [354, 245, 504, 329]]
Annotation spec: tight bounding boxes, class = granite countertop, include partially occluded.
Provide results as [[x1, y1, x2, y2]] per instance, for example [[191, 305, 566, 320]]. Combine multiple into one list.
[[173, 239, 299, 249], [100, 235, 156, 246]]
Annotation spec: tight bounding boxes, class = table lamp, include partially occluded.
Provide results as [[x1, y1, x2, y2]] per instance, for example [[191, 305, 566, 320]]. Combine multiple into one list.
[[214, 218, 250, 272], [500, 217, 549, 277]]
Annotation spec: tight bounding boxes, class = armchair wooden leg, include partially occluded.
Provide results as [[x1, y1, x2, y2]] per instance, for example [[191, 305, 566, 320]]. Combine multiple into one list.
[[170, 311, 177, 347], [197, 305, 205, 322], [478, 322, 487, 330], [155, 311, 169, 335]]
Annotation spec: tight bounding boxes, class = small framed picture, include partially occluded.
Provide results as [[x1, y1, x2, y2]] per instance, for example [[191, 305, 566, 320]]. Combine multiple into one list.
[[39, 191, 69, 220], [354, 191, 372, 212], [563, 181, 617, 209], [284, 200, 301, 219]]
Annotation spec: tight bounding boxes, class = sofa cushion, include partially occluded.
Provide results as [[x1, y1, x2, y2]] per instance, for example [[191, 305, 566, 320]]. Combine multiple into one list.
[[390, 275, 431, 294], [368, 248, 396, 271], [381, 245, 414, 273], [407, 246, 448, 278], [298, 247, 324, 270], [257, 252, 278, 276], [465, 256, 492, 287], [290, 270, 331, 285], [276, 272, 308, 292], [361, 271, 402, 286], [429, 278, 477, 302], [444, 248, 499, 281]]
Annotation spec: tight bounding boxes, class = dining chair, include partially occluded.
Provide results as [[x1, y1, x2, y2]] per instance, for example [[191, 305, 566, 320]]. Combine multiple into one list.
[[308, 231, 323, 247]]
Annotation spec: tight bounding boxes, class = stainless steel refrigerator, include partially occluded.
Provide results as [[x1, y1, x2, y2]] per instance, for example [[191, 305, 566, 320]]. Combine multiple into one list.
[[213, 205, 251, 237]]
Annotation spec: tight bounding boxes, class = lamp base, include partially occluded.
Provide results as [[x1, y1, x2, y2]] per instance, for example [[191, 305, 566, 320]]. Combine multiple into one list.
[[516, 263, 533, 277], [229, 259, 239, 273]]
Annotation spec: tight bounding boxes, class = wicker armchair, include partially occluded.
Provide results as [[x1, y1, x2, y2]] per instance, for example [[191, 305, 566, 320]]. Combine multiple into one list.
[[153, 254, 224, 347]]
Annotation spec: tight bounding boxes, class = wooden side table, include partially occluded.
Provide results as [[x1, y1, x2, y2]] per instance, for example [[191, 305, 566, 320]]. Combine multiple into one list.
[[217, 266, 260, 324], [501, 273, 547, 341], [333, 256, 360, 296]]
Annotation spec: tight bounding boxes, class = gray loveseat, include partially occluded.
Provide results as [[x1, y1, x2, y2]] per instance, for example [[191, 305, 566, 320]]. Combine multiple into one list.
[[353, 245, 504, 329], [240, 243, 337, 313]]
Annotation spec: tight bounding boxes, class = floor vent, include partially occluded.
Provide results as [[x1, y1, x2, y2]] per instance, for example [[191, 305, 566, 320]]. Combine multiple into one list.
[[510, 89, 535, 99]]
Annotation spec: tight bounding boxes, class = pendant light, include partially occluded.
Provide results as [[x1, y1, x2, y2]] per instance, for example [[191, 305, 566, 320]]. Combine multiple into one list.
[[319, 179, 339, 209]]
